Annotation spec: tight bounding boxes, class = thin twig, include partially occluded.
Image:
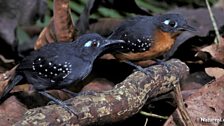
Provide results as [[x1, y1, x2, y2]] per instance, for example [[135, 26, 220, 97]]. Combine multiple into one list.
[[173, 82, 194, 126], [144, 118, 148, 126], [0, 55, 15, 64], [140, 111, 168, 120], [205, 0, 222, 44]]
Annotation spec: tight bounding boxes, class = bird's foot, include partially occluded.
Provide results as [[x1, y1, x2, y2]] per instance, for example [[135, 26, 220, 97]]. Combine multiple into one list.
[[124, 61, 155, 79], [39, 91, 78, 117], [78, 90, 98, 96], [62, 89, 98, 97], [154, 59, 171, 71], [62, 89, 78, 97]]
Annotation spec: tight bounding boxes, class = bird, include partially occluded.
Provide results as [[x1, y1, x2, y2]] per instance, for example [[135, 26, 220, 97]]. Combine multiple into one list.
[[108, 13, 195, 63], [0, 33, 124, 115]]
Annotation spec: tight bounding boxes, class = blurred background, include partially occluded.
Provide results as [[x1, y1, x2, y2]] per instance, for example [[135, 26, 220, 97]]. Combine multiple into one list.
[[0, 0, 219, 72]]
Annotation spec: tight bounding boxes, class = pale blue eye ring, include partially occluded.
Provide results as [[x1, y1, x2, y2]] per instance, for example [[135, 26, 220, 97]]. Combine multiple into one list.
[[84, 40, 93, 47], [84, 40, 100, 47], [163, 20, 170, 25]]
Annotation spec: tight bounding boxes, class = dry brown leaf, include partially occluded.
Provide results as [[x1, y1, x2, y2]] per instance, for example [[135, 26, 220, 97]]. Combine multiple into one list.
[[181, 81, 202, 91], [214, 0, 224, 9], [0, 79, 32, 96], [100, 54, 116, 60], [0, 80, 9, 95], [200, 38, 224, 64], [35, 0, 75, 49], [205, 67, 224, 79], [165, 75, 224, 126], [0, 66, 16, 94], [180, 71, 213, 91], [0, 66, 33, 95], [0, 96, 27, 126]]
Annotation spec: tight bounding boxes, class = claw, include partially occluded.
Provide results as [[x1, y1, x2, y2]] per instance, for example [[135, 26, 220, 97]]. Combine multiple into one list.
[[78, 90, 98, 96], [154, 59, 172, 71], [62, 89, 78, 97], [124, 61, 155, 79], [39, 91, 78, 117]]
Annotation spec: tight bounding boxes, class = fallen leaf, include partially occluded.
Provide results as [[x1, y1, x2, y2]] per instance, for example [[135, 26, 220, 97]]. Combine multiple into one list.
[[0, 79, 9, 95], [0, 66, 33, 95], [205, 67, 224, 79], [35, 0, 75, 49], [214, 0, 224, 9], [200, 38, 224, 64], [180, 71, 214, 91], [0, 96, 27, 126], [165, 75, 224, 126]]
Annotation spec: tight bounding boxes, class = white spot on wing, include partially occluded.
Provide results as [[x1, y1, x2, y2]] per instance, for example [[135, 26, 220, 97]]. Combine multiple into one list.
[[32, 65, 35, 70]]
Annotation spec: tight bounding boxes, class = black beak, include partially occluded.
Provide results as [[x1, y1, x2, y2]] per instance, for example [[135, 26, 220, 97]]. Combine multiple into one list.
[[179, 24, 196, 32], [102, 39, 125, 48]]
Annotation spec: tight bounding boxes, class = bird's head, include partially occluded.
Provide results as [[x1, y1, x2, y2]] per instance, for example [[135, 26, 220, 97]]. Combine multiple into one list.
[[75, 33, 124, 59], [155, 13, 195, 37]]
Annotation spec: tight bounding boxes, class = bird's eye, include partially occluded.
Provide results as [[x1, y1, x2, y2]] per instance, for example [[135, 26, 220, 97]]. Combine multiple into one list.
[[84, 40, 100, 47], [163, 19, 177, 28], [91, 41, 99, 47]]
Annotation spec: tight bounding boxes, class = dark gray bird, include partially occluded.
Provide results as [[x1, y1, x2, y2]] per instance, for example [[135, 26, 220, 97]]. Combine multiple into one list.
[[0, 33, 124, 115]]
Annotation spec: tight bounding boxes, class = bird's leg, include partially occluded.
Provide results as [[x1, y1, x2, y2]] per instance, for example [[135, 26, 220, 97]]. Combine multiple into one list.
[[78, 90, 98, 96], [39, 91, 78, 116], [124, 61, 155, 78], [154, 59, 165, 64], [154, 59, 172, 71], [62, 89, 98, 97], [62, 89, 78, 97]]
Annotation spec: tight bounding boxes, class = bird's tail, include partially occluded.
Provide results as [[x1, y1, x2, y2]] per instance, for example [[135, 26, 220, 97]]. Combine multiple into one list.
[[0, 74, 23, 101]]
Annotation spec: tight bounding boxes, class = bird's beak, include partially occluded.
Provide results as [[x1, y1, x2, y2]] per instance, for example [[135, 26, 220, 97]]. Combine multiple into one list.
[[102, 39, 125, 48], [179, 24, 196, 32]]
